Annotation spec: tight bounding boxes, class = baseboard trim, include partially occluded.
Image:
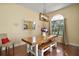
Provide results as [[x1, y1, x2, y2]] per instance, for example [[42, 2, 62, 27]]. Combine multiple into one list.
[[58, 42, 79, 47], [14, 42, 26, 47], [69, 43, 79, 47], [2, 42, 26, 50]]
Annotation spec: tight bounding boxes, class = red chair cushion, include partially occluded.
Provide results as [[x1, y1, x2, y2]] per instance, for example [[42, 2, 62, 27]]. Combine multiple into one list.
[[1, 37, 10, 44]]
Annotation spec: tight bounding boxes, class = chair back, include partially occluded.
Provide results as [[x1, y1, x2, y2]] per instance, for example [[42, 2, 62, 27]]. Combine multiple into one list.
[[0, 33, 9, 44]]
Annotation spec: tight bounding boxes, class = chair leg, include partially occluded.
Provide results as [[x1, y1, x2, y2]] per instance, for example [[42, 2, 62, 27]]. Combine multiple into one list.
[[13, 44, 14, 56], [0, 46, 2, 56], [5, 47, 8, 56], [7, 47, 10, 56]]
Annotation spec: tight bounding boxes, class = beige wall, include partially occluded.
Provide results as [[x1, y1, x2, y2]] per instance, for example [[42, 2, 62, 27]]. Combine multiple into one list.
[[1, 3, 79, 46], [0, 4, 43, 45], [47, 4, 79, 46]]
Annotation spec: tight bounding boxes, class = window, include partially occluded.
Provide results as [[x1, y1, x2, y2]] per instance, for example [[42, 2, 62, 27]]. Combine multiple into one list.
[[51, 14, 64, 36], [51, 20, 64, 36]]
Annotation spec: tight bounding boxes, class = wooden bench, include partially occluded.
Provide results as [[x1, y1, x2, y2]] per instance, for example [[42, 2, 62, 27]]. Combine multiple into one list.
[[38, 35, 58, 56]]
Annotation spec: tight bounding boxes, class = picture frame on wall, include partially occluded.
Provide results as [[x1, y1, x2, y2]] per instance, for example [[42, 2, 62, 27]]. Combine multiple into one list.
[[39, 13, 49, 22], [24, 20, 33, 29], [23, 20, 36, 30]]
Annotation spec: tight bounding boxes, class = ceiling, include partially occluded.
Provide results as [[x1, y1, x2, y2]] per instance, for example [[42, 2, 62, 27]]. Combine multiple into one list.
[[17, 3, 73, 13]]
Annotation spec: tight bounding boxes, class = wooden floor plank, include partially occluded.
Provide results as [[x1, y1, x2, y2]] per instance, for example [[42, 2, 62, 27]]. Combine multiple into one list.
[[0, 43, 79, 56]]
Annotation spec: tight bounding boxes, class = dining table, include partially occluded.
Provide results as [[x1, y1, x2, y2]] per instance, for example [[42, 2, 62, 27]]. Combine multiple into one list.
[[22, 35, 57, 56]]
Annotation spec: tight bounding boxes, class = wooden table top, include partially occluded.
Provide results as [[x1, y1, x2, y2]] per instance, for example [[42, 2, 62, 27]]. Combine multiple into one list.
[[22, 36, 45, 45], [22, 35, 57, 46]]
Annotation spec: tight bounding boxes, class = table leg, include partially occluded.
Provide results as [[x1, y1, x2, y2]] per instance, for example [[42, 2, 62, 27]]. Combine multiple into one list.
[[55, 42, 57, 48], [27, 44, 30, 53], [35, 44, 38, 56], [41, 49, 44, 56], [50, 44, 53, 52]]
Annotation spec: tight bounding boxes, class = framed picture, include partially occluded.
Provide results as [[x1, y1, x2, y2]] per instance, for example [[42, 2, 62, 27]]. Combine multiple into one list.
[[24, 20, 33, 29], [39, 13, 49, 22], [23, 20, 36, 30]]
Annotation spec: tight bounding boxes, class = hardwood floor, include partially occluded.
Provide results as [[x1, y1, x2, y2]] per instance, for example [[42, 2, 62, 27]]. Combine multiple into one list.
[[0, 43, 79, 56]]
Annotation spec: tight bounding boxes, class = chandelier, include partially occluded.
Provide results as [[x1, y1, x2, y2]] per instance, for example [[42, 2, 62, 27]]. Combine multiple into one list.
[[39, 3, 49, 22]]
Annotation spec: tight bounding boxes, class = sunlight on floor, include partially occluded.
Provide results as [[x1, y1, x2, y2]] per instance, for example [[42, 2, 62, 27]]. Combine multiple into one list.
[[56, 48, 64, 56]]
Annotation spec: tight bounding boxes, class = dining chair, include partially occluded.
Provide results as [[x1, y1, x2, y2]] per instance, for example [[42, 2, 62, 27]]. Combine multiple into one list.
[[0, 33, 14, 56]]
